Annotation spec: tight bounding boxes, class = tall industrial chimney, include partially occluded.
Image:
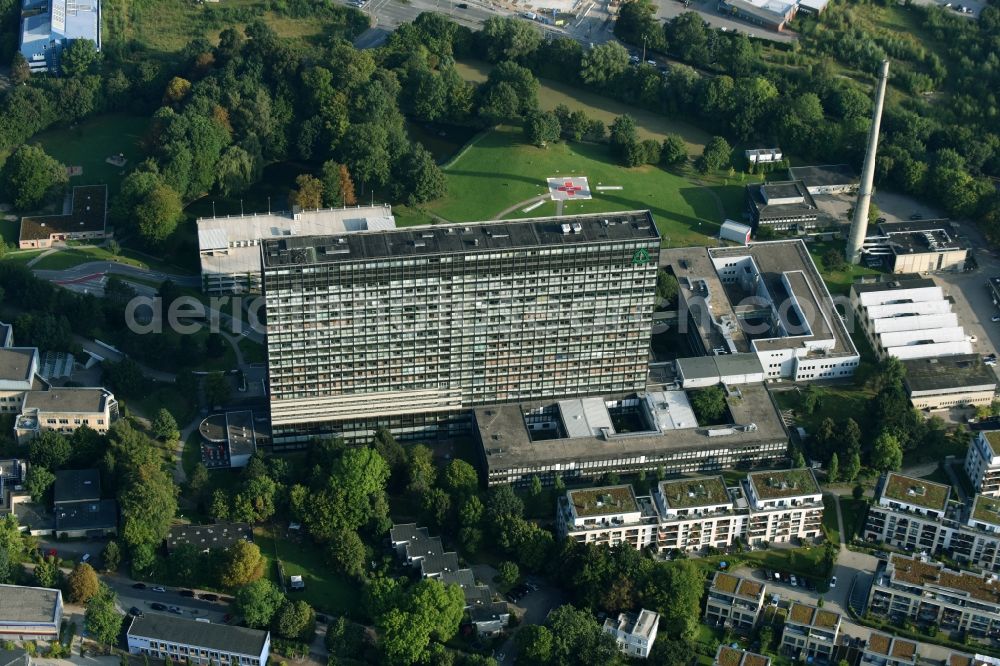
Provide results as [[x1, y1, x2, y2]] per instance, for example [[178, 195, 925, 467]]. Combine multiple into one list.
[[846, 59, 890, 265]]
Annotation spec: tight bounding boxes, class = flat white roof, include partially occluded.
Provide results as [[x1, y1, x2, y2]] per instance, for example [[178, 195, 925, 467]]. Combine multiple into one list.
[[197, 205, 395, 250], [887, 340, 973, 360], [646, 390, 698, 431], [558, 398, 613, 438]]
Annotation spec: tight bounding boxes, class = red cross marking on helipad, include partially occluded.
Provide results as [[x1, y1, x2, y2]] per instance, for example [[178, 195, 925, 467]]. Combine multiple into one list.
[[558, 181, 583, 197]]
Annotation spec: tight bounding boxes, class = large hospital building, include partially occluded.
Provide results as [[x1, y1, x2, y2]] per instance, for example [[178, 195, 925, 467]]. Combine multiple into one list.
[[261, 212, 661, 447]]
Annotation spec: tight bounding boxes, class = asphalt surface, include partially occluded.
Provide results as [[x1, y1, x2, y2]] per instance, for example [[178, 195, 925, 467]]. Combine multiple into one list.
[[653, 0, 797, 43]]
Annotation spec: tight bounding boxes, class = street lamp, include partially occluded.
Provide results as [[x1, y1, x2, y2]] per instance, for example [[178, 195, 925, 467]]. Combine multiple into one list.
[[642, 34, 647, 63]]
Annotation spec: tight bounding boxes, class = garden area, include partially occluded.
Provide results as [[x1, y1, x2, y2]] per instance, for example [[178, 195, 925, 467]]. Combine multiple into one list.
[[32, 114, 150, 192]]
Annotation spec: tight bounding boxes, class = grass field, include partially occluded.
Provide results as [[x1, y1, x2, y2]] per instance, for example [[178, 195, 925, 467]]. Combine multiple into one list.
[[255, 526, 359, 616], [838, 497, 869, 543], [455, 60, 711, 151], [32, 114, 150, 192], [822, 495, 841, 545], [807, 239, 884, 295], [129, 381, 199, 424], [395, 126, 724, 246]]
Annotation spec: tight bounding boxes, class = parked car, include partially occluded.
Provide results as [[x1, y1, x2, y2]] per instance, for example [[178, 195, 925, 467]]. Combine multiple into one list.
[[168, 606, 182, 614], [790, 575, 798, 586], [129, 607, 143, 617], [830, 576, 838, 588], [180, 590, 195, 598], [910, 213, 924, 220], [151, 602, 167, 611], [198, 593, 219, 601], [457, 2, 468, 6], [80, 553, 91, 563], [992, 315, 1000, 322], [151, 586, 166, 593], [132, 583, 147, 590]]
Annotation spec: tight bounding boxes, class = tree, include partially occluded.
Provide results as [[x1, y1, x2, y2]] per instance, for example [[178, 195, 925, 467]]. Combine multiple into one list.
[[339, 164, 358, 205], [214, 145, 256, 196], [396, 144, 446, 205], [119, 462, 178, 551], [517, 624, 554, 663], [67, 562, 100, 603], [656, 269, 679, 303], [28, 430, 71, 471], [101, 540, 122, 572], [151, 408, 179, 441], [204, 372, 231, 407], [641, 560, 704, 638], [844, 451, 862, 484], [478, 81, 521, 125], [234, 579, 285, 629], [85, 584, 123, 645], [481, 17, 542, 62], [11, 52, 30, 85], [60, 39, 99, 77], [609, 115, 639, 162], [660, 134, 688, 167], [871, 431, 903, 472], [407, 444, 437, 494], [162, 76, 192, 107], [34, 555, 59, 588], [220, 540, 266, 588], [319, 160, 346, 207], [288, 174, 323, 210], [210, 488, 231, 521], [327, 528, 367, 579], [442, 459, 479, 498], [134, 182, 183, 244], [828, 452, 840, 484], [530, 474, 543, 497], [274, 599, 316, 642], [690, 385, 727, 423], [0, 144, 68, 210], [377, 578, 465, 664], [541, 604, 624, 665], [498, 560, 519, 586], [696, 136, 732, 174], [580, 42, 629, 85], [525, 111, 561, 147], [823, 248, 847, 273], [24, 465, 55, 503]]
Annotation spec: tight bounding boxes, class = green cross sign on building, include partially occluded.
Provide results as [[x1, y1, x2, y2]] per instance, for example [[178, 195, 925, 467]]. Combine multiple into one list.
[[631, 248, 650, 265]]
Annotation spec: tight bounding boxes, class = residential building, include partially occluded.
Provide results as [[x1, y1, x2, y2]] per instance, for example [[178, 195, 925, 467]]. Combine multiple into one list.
[[197, 205, 395, 294], [966, 430, 1000, 497], [787, 165, 859, 195], [868, 554, 1000, 638], [851, 277, 972, 361], [743, 469, 823, 544], [0, 584, 62, 640], [126, 614, 270, 666], [14, 387, 118, 443], [18, 186, 107, 248], [715, 646, 771, 666], [780, 602, 841, 662], [861, 632, 918, 666], [745, 181, 819, 230], [0, 459, 26, 512], [603, 608, 659, 659], [166, 522, 252, 553], [554, 470, 822, 553], [654, 476, 746, 552], [663, 241, 860, 383], [477, 385, 787, 487], [556, 485, 659, 549], [19, 0, 100, 73], [52, 469, 116, 538], [261, 211, 660, 447], [704, 572, 765, 631], [949, 654, 1000, 666], [864, 472, 1000, 573], [0, 347, 43, 414], [718, 0, 797, 31], [902, 355, 996, 411], [864, 220, 969, 274]]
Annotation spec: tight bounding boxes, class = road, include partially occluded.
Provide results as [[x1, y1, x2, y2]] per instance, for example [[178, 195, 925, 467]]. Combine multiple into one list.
[[33, 260, 200, 288]]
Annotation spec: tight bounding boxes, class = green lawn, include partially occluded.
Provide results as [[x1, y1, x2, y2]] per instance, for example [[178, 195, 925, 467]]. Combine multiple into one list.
[[129, 381, 199, 424], [454, 60, 711, 151], [838, 497, 869, 542], [23, 243, 196, 275], [182, 430, 202, 478], [772, 384, 875, 435], [1, 250, 44, 265], [822, 495, 841, 545], [255, 526, 360, 617], [32, 114, 150, 192], [743, 544, 834, 580], [807, 239, 885, 296], [397, 126, 723, 247]]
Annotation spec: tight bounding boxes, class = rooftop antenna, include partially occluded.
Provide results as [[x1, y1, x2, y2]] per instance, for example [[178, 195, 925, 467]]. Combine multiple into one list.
[[240, 199, 244, 216], [267, 196, 271, 214], [847, 60, 890, 265], [212, 201, 216, 217]]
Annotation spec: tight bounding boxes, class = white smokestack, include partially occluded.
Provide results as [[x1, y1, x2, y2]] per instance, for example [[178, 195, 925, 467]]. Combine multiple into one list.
[[847, 59, 890, 265]]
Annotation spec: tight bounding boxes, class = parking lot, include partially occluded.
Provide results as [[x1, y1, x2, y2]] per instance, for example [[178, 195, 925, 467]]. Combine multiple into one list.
[[652, 0, 798, 43]]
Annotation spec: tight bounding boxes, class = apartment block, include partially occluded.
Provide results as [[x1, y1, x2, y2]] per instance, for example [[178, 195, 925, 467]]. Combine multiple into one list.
[[715, 646, 771, 666], [743, 469, 823, 544], [704, 572, 765, 631], [261, 212, 660, 446], [556, 485, 658, 549], [966, 430, 1000, 497], [780, 602, 841, 662], [554, 470, 823, 553], [861, 632, 918, 666], [603, 609, 659, 659], [126, 614, 270, 666], [868, 554, 1000, 638], [864, 472, 1000, 573]]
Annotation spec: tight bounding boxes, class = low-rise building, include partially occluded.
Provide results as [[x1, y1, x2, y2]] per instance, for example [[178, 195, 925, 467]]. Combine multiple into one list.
[[902, 355, 996, 411], [966, 430, 1000, 497], [166, 522, 252, 553], [0, 584, 62, 640], [556, 485, 659, 549], [603, 608, 659, 659], [52, 469, 116, 538], [868, 554, 1000, 638], [861, 632, 918, 666], [719, 0, 797, 31], [704, 572, 765, 631], [15, 387, 119, 443], [780, 602, 841, 662], [864, 220, 969, 274], [126, 614, 270, 666], [787, 164, 859, 195], [0, 459, 26, 512], [715, 646, 771, 666], [0, 348, 43, 414], [18, 186, 108, 248], [743, 469, 823, 544], [745, 181, 819, 230]]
